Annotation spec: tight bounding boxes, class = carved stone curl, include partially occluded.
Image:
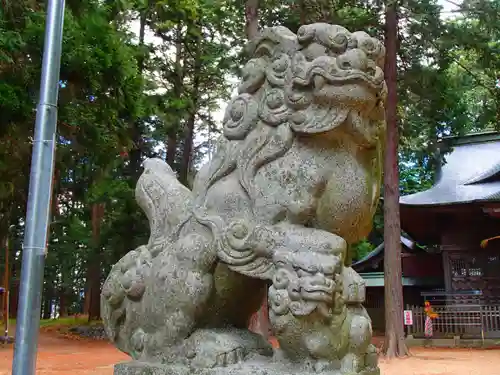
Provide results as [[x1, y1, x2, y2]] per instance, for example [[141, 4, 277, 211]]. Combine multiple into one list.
[[102, 23, 385, 375]]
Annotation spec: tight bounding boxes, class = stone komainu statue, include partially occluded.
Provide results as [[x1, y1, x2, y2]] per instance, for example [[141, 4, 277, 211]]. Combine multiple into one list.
[[101, 23, 386, 375]]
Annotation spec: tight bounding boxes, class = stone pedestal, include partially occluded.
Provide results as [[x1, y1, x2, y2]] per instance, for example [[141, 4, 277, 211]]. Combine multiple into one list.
[[114, 360, 380, 375]]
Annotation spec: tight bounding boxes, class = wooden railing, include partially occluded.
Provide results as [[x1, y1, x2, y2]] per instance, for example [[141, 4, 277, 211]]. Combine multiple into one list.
[[406, 304, 500, 338]]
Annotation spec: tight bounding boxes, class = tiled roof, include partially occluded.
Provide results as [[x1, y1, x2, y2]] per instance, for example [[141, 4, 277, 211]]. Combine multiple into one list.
[[400, 132, 500, 206], [351, 236, 415, 272]]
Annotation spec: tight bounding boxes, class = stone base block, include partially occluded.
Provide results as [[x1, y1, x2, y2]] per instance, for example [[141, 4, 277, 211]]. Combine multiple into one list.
[[114, 360, 380, 375]]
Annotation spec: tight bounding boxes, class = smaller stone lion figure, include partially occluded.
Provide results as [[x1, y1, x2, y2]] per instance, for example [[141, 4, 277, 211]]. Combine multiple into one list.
[[269, 241, 379, 374]]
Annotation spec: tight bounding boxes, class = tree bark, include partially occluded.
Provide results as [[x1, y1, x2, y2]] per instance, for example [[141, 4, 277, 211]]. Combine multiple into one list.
[[128, 9, 148, 180], [42, 286, 53, 320], [9, 279, 19, 318], [179, 21, 202, 187], [166, 23, 184, 168], [59, 289, 68, 317], [87, 203, 105, 321], [166, 134, 177, 167], [87, 260, 101, 321], [83, 280, 90, 315], [382, 1, 409, 358], [178, 108, 195, 187], [245, 0, 259, 40], [1, 229, 8, 326]]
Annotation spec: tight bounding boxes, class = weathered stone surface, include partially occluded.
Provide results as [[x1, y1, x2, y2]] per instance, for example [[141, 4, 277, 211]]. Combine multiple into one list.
[[114, 352, 380, 375], [102, 22, 386, 375]]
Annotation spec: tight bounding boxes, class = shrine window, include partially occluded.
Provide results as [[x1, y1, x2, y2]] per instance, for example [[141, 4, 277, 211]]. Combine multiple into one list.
[[451, 258, 467, 277]]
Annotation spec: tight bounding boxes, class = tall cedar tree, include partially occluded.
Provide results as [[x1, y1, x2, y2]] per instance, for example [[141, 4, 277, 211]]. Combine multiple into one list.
[[383, 1, 409, 358], [245, 0, 259, 40]]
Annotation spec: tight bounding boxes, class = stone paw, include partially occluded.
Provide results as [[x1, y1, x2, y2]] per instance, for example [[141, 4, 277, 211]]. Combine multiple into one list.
[[340, 352, 365, 375], [364, 344, 378, 370], [184, 328, 273, 368]]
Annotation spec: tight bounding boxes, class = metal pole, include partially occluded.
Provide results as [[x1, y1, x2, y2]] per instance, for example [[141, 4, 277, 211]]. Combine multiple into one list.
[[4, 225, 14, 340], [12, 0, 65, 374]]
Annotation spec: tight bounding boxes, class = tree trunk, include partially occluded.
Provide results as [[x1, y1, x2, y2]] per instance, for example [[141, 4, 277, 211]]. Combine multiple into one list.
[[179, 110, 195, 187], [179, 21, 202, 187], [87, 203, 105, 322], [166, 134, 177, 167], [87, 259, 101, 321], [137, 10, 147, 78], [245, 0, 259, 40], [50, 169, 62, 319], [382, 1, 409, 358], [166, 23, 184, 169], [59, 289, 68, 317], [1, 229, 8, 327], [129, 9, 148, 180], [9, 279, 19, 318], [42, 286, 52, 320], [83, 280, 90, 315], [299, 0, 307, 24], [52, 169, 60, 218]]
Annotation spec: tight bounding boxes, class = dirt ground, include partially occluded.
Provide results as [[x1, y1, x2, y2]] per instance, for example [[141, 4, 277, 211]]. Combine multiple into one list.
[[0, 332, 498, 374], [0, 332, 127, 375]]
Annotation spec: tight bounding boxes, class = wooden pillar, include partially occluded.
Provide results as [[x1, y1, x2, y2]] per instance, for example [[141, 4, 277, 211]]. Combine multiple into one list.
[[442, 250, 452, 293]]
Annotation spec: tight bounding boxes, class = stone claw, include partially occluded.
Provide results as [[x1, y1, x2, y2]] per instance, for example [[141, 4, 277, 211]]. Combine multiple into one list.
[[215, 347, 246, 367]]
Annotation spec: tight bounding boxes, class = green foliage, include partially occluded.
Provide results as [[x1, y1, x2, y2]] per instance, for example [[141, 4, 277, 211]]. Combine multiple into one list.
[[0, 0, 156, 317], [352, 239, 375, 262], [2, 0, 500, 319]]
